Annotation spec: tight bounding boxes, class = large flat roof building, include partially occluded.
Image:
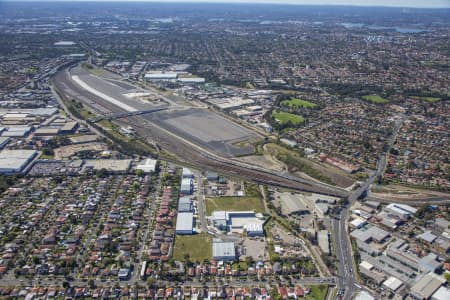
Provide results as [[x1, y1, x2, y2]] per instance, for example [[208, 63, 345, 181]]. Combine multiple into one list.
[[382, 276, 403, 292], [176, 212, 194, 235], [180, 178, 193, 195], [212, 239, 236, 261], [0, 149, 38, 174], [178, 196, 193, 212], [410, 273, 445, 300], [350, 225, 390, 244], [385, 203, 417, 220], [211, 210, 266, 235], [432, 286, 450, 300], [144, 72, 178, 80], [136, 158, 157, 173], [0, 137, 10, 149]]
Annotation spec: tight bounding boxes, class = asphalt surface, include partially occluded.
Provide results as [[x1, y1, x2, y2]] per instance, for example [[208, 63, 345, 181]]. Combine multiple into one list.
[[53, 65, 349, 197], [333, 114, 405, 300]]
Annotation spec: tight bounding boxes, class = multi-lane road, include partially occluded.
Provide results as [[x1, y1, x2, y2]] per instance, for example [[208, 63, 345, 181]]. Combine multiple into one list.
[[333, 114, 405, 300], [52, 65, 448, 299]]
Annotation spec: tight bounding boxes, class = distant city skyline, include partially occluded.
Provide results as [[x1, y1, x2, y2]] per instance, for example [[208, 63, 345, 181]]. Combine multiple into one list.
[[3, 0, 450, 9]]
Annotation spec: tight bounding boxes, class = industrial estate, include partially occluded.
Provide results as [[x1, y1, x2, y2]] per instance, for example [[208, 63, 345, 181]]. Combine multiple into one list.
[[0, 1, 448, 300]]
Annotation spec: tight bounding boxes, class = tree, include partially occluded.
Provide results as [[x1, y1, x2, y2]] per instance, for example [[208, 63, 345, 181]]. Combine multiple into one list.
[[88, 279, 96, 288]]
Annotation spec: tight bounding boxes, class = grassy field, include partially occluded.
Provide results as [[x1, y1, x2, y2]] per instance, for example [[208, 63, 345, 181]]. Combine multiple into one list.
[[305, 285, 328, 300], [206, 196, 265, 215], [271, 111, 305, 125], [362, 94, 389, 104], [413, 96, 441, 103], [281, 98, 317, 108], [173, 233, 212, 262], [265, 143, 334, 185]]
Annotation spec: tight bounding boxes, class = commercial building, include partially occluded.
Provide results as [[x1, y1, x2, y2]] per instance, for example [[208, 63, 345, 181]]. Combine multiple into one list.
[[417, 231, 437, 244], [0, 137, 10, 149], [180, 178, 193, 195], [144, 72, 178, 81], [359, 261, 386, 284], [182, 167, 194, 178], [212, 239, 236, 261], [382, 276, 404, 293], [211, 210, 266, 234], [350, 225, 390, 244], [386, 239, 442, 274], [34, 128, 60, 136], [1, 126, 33, 138], [432, 287, 450, 300], [355, 291, 375, 300], [178, 77, 206, 83], [136, 158, 157, 173], [245, 223, 264, 237], [410, 273, 445, 300], [385, 203, 417, 220], [175, 212, 194, 235], [0, 149, 38, 174], [60, 121, 79, 134], [178, 196, 193, 212]]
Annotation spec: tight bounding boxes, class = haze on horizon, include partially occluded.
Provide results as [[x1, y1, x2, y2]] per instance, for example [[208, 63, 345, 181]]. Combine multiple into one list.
[[4, 0, 450, 9]]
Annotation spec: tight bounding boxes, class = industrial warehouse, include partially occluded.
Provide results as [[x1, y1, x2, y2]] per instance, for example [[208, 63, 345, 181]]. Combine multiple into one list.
[[0, 149, 38, 174], [211, 211, 265, 236]]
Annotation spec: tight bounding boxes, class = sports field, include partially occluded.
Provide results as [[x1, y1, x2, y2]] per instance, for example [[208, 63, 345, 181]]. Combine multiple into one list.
[[281, 98, 317, 108], [271, 111, 305, 125], [362, 94, 389, 104]]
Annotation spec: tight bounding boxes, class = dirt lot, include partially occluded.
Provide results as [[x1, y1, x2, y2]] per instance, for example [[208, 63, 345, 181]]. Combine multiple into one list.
[[240, 238, 267, 260], [54, 142, 107, 159]]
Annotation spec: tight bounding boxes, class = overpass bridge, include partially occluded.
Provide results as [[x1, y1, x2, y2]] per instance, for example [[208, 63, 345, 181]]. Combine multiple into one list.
[[89, 107, 168, 123]]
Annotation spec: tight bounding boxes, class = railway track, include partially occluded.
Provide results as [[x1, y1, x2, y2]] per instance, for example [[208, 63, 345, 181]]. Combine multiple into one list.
[[53, 66, 347, 197]]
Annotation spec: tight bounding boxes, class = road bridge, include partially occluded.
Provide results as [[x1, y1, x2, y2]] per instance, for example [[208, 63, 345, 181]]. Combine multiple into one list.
[[89, 107, 168, 122]]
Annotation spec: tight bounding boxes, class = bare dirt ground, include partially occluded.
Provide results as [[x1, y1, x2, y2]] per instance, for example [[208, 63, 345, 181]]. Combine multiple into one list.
[[238, 154, 286, 172], [54, 142, 107, 159], [371, 184, 449, 200]]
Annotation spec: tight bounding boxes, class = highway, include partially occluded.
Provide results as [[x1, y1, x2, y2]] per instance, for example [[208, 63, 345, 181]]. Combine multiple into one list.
[[333, 114, 405, 300]]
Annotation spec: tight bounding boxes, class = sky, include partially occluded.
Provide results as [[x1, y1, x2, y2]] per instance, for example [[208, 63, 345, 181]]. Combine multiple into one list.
[[4, 0, 450, 9]]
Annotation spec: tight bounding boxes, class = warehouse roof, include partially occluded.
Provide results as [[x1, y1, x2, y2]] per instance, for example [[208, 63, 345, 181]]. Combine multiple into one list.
[[136, 158, 157, 173], [0, 137, 10, 149], [351, 225, 390, 243], [245, 223, 263, 233], [386, 203, 417, 215], [0, 149, 38, 173], [382, 276, 403, 291], [359, 261, 374, 271], [417, 231, 437, 243], [212, 240, 235, 259], [175, 212, 194, 232], [411, 273, 445, 300], [432, 286, 450, 300]]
